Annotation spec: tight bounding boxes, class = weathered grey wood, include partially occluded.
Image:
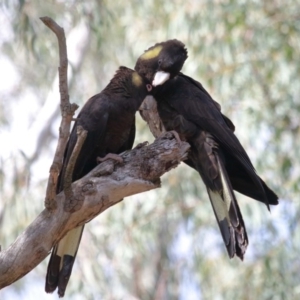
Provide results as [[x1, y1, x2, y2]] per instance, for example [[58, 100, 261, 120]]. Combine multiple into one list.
[[0, 134, 189, 289]]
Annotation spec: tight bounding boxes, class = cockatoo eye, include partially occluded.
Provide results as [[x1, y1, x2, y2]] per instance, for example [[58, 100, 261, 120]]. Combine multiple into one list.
[[146, 84, 152, 92]]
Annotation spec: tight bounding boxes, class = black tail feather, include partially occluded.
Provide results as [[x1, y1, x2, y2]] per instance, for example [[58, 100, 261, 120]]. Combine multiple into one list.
[[45, 226, 84, 297], [45, 247, 61, 294], [207, 153, 248, 260]]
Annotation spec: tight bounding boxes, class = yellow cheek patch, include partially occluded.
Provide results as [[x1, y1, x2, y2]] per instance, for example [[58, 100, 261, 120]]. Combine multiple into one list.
[[140, 45, 163, 60], [132, 72, 143, 87]]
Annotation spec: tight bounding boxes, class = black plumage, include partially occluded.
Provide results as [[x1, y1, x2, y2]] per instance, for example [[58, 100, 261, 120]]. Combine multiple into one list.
[[45, 66, 148, 297], [135, 40, 278, 259]]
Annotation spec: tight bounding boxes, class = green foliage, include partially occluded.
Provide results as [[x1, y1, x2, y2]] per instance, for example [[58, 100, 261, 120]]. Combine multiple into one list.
[[1, 0, 299, 299]]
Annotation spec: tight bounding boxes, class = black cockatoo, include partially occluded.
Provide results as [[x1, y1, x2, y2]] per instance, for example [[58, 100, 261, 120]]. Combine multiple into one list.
[[135, 40, 278, 259], [45, 66, 149, 297]]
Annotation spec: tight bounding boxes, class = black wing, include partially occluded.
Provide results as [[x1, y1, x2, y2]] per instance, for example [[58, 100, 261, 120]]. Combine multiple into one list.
[[179, 72, 235, 131], [166, 75, 277, 205], [117, 118, 136, 153], [57, 94, 109, 192], [168, 75, 254, 169]]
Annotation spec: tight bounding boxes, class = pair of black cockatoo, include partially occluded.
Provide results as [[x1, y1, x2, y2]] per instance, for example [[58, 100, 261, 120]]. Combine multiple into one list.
[[45, 40, 278, 297]]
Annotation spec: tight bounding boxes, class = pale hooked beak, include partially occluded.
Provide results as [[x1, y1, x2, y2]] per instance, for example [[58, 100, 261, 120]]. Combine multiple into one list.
[[152, 71, 170, 86]]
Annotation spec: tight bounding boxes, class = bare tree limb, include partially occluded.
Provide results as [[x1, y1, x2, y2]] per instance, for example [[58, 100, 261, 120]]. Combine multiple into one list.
[[139, 96, 166, 138], [22, 22, 91, 165], [0, 134, 190, 289], [40, 16, 79, 211]]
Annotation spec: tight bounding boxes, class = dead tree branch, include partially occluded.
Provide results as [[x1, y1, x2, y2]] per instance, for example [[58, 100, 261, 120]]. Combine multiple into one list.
[[0, 134, 190, 289], [40, 16, 79, 211], [63, 126, 88, 212], [139, 96, 166, 138]]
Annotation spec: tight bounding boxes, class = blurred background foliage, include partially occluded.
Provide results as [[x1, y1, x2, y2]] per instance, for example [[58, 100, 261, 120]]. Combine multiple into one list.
[[0, 0, 299, 299]]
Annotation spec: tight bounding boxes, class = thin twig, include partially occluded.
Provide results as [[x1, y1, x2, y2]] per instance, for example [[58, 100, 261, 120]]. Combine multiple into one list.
[[40, 16, 79, 211], [63, 125, 88, 212]]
